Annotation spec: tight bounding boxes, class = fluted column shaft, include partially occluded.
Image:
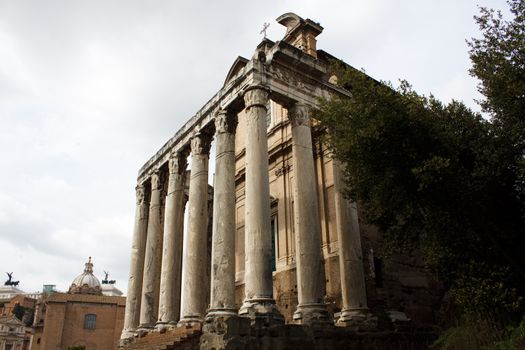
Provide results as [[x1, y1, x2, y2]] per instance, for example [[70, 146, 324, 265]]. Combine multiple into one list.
[[157, 152, 187, 327], [289, 103, 329, 324], [139, 171, 163, 329], [239, 85, 283, 324], [121, 185, 149, 339], [333, 159, 370, 325], [179, 133, 211, 325], [207, 110, 237, 320]]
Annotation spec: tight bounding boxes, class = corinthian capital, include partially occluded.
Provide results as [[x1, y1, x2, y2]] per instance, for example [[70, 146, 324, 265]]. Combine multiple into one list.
[[135, 184, 146, 205], [215, 109, 237, 135], [243, 85, 269, 109], [150, 170, 162, 191], [168, 150, 188, 175], [288, 103, 311, 128], [190, 133, 211, 155]]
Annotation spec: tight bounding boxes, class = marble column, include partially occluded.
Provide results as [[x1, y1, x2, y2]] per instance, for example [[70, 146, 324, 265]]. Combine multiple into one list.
[[121, 185, 150, 339], [206, 110, 237, 321], [288, 103, 329, 324], [178, 133, 211, 326], [333, 159, 374, 327], [156, 151, 187, 329], [239, 85, 283, 324], [138, 171, 163, 330]]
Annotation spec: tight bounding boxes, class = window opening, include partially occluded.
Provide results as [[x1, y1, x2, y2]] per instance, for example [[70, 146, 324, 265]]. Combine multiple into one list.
[[84, 314, 96, 330]]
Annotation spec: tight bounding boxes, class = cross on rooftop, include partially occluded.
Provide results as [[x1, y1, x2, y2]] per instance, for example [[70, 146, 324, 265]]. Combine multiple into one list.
[[260, 22, 270, 38]]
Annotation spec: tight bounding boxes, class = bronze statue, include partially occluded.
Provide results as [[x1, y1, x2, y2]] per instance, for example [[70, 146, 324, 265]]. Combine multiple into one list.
[[102, 271, 116, 285], [5, 272, 19, 286]]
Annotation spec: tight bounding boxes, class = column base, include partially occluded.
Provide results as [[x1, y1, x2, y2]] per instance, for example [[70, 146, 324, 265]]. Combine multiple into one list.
[[239, 298, 284, 326], [154, 320, 178, 332], [336, 307, 377, 330], [136, 323, 155, 333], [177, 314, 204, 327], [119, 329, 137, 346], [293, 303, 330, 325], [205, 308, 238, 322]]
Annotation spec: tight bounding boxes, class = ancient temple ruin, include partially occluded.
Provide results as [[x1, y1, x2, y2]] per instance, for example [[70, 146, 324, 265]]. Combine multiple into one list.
[[120, 13, 439, 349]]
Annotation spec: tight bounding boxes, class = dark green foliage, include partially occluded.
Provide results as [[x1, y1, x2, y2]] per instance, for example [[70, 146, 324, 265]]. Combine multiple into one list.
[[11, 303, 25, 321], [316, 0, 525, 330], [11, 303, 34, 326]]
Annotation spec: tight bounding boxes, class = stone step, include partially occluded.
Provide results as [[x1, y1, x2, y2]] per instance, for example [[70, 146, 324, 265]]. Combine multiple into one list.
[[121, 325, 201, 350]]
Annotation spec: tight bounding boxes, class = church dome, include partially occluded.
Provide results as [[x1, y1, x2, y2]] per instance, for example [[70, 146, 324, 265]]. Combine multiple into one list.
[[68, 257, 102, 295]]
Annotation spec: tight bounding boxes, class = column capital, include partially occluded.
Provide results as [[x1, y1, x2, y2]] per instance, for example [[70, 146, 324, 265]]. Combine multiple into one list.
[[190, 133, 212, 156], [243, 85, 269, 109], [288, 102, 311, 128], [215, 109, 237, 135], [135, 184, 148, 205], [168, 150, 188, 175], [149, 170, 162, 190]]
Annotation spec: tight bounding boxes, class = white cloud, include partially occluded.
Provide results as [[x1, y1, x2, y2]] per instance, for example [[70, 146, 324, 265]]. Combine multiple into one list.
[[0, 0, 510, 295]]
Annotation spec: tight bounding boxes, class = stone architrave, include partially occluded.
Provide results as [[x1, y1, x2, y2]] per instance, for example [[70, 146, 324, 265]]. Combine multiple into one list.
[[178, 133, 211, 326], [238, 85, 283, 324], [288, 103, 329, 324], [333, 159, 374, 327], [121, 184, 149, 340], [206, 110, 237, 321], [138, 171, 163, 330], [156, 151, 187, 329]]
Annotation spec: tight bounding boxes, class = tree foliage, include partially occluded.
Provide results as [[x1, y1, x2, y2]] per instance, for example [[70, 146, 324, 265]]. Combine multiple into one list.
[[316, 0, 525, 323]]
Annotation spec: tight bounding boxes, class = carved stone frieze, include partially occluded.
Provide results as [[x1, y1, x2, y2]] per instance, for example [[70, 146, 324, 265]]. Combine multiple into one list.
[[288, 103, 311, 128], [271, 66, 315, 94]]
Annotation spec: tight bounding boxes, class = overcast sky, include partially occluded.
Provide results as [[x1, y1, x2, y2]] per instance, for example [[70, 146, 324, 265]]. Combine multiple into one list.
[[0, 0, 508, 294]]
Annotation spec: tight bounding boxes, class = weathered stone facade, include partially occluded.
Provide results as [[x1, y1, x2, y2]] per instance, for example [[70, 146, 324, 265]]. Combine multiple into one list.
[[120, 12, 441, 349]]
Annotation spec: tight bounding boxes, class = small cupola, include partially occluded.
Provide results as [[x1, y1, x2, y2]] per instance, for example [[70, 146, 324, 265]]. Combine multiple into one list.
[[68, 257, 102, 295]]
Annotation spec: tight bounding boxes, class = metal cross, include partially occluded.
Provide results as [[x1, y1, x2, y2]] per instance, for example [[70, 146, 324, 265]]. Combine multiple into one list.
[[260, 22, 270, 38]]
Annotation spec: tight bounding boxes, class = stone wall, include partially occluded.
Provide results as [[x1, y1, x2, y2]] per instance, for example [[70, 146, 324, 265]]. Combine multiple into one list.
[[34, 293, 125, 350]]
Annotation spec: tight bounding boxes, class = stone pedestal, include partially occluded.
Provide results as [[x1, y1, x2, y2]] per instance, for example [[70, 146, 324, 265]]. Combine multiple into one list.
[[121, 185, 150, 340], [238, 85, 283, 325], [206, 110, 238, 321], [156, 152, 187, 329], [333, 160, 376, 328], [288, 103, 329, 324], [138, 171, 164, 330], [179, 134, 211, 326]]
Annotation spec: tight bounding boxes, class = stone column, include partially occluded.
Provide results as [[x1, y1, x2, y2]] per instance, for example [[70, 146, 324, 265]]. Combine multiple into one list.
[[121, 185, 150, 340], [333, 159, 374, 327], [178, 133, 211, 326], [239, 85, 283, 324], [206, 110, 237, 321], [138, 171, 163, 330], [156, 151, 187, 329], [288, 103, 329, 324]]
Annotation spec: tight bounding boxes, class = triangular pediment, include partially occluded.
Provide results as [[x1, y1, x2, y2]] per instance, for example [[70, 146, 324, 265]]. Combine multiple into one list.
[[224, 56, 249, 86]]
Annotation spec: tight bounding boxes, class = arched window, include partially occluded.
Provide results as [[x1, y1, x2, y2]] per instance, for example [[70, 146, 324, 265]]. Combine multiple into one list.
[[84, 314, 96, 330]]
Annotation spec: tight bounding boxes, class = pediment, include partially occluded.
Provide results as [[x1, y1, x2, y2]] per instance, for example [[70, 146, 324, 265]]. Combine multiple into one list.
[[224, 56, 249, 86]]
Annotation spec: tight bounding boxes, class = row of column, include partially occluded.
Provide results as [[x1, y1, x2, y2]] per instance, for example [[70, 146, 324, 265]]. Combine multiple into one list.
[[121, 85, 370, 340]]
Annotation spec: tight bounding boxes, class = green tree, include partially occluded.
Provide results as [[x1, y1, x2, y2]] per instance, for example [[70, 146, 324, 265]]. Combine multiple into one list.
[[316, 0, 525, 328], [12, 303, 25, 321]]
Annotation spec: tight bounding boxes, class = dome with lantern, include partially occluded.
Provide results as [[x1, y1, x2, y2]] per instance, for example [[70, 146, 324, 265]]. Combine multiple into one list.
[[68, 257, 102, 295]]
